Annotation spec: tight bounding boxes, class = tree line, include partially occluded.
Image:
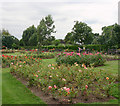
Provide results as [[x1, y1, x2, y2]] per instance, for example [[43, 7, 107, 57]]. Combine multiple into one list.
[[1, 14, 120, 49]]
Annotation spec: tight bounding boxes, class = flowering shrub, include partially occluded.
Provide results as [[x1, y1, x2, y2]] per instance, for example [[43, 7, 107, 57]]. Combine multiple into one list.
[[2, 55, 42, 68], [10, 61, 117, 103], [56, 52, 106, 67], [2, 49, 15, 53]]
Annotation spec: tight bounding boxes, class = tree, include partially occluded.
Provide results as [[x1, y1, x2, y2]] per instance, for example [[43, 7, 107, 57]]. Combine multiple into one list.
[[37, 15, 56, 53], [52, 39, 61, 46], [72, 21, 93, 45], [92, 33, 100, 44], [99, 23, 120, 48], [1, 29, 11, 36], [1, 29, 19, 49], [29, 33, 38, 46], [42, 36, 55, 45], [2, 35, 19, 49], [113, 24, 120, 48], [22, 25, 36, 46], [19, 39, 24, 46], [64, 32, 74, 44]]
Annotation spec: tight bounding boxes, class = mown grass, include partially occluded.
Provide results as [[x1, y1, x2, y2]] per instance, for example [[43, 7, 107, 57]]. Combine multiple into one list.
[[2, 68, 46, 104], [93, 60, 118, 75]]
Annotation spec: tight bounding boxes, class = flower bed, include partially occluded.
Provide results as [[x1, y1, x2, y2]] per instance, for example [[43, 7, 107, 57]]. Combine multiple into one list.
[[10, 61, 117, 104], [1, 49, 15, 53], [2, 55, 42, 68], [56, 52, 106, 67]]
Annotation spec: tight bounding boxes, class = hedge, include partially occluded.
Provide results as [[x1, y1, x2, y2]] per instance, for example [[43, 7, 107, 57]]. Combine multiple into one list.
[[20, 44, 109, 51]]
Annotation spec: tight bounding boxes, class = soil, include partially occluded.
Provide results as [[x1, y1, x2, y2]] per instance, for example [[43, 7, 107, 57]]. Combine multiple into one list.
[[11, 72, 117, 105]]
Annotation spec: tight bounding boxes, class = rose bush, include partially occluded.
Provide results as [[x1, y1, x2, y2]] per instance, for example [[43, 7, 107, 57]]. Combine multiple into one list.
[[2, 55, 42, 68], [10, 61, 117, 103], [56, 52, 106, 67]]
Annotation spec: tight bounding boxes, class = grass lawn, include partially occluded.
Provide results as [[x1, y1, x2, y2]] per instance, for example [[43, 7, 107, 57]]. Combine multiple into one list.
[[2, 68, 46, 104], [93, 60, 118, 75], [1, 58, 118, 104]]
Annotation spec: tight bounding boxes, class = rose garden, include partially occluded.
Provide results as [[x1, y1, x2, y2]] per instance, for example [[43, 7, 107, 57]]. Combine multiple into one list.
[[1, 48, 119, 104], [1, 15, 120, 105]]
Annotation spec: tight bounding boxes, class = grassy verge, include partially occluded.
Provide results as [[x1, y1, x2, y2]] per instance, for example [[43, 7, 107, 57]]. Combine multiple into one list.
[[2, 68, 46, 104], [93, 60, 118, 75]]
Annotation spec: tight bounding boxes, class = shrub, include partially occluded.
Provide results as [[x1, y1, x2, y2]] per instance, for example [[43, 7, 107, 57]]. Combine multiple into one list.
[[2, 55, 42, 68], [56, 52, 106, 67], [10, 62, 117, 103], [1, 49, 15, 53]]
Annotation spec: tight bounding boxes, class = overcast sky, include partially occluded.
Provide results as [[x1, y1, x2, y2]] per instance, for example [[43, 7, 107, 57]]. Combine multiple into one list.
[[0, 0, 119, 40]]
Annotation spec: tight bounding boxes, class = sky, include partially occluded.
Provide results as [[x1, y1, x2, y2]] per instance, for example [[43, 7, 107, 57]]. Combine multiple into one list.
[[0, 0, 119, 40]]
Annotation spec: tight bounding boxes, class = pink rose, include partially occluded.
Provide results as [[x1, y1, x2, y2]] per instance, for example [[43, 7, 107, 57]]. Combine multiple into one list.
[[48, 86, 52, 90]]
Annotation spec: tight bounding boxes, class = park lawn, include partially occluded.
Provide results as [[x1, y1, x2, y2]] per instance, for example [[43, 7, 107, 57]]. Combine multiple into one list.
[[42, 58, 56, 66], [93, 60, 118, 75], [77, 99, 118, 105], [2, 68, 46, 104]]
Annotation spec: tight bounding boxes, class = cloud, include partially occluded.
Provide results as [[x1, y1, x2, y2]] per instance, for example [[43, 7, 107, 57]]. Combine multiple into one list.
[[0, 0, 119, 39]]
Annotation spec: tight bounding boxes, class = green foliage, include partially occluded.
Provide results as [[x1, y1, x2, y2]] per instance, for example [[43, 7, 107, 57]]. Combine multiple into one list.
[[22, 25, 37, 46], [56, 52, 106, 67], [29, 33, 38, 46], [85, 44, 107, 51], [2, 50, 15, 54], [1, 28, 11, 36], [9, 59, 117, 103], [72, 21, 93, 45], [97, 23, 120, 48], [2, 55, 42, 68], [37, 15, 56, 52], [2, 35, 19, 49], [52, 39, 61, 46], [64, 32, 74, 44]]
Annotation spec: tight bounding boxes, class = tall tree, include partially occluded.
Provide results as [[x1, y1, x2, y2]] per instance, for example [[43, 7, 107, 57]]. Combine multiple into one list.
[[1, 29, 11, 36], [72, 21, 93, 45], [29, 33, 38, 46], [1, 29, 19, 49], [113, 24, 120, 48], [22, 25, 36, 46], [2, 35, 19, 49], [37, 15, 56, 52], [64, 32, 74, 44], [99, 23, 120, 48]]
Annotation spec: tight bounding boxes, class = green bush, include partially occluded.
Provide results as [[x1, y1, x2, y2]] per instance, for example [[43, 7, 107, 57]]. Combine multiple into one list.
[[10, 61, 117, 103], [56, 52, 106, 67], [85, 44, 108, 52], [2, 50, 15, 53]]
